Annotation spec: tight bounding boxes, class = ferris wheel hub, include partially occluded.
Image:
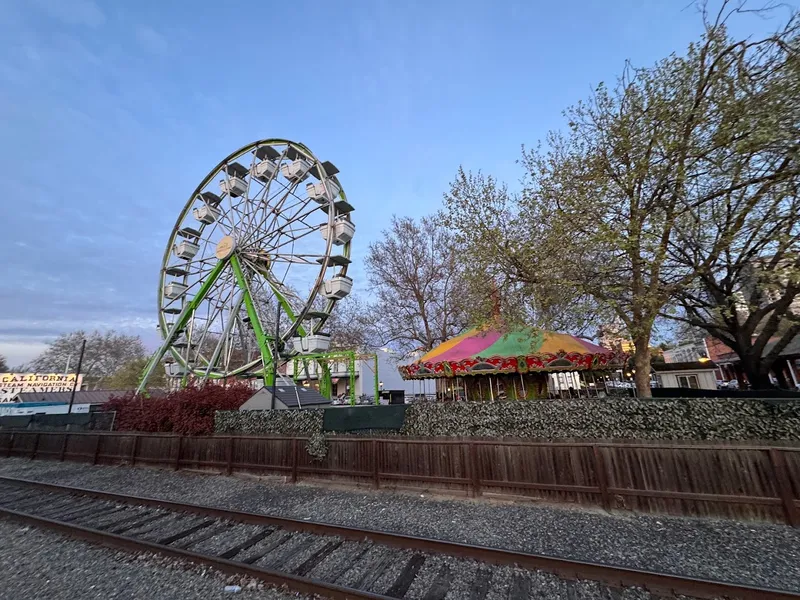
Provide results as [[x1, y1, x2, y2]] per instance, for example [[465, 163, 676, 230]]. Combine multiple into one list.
[[215, 235, 236, 260]]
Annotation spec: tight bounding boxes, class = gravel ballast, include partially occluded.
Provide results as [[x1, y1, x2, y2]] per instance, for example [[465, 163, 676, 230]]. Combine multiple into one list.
[[0, 520, 310, 600], [0, 457, 798, 592]]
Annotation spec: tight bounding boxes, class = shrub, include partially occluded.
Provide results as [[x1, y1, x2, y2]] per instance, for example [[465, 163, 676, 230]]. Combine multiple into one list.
[[103, 382, 254, 435]]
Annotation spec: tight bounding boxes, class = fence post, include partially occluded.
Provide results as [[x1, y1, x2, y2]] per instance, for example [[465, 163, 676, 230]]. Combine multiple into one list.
[[92, 434, 101, 465], [226, 437, 234, 476], [6, 433, 14, 458], [59, 433, 69, 462], [769, 448, 799, 527], [592, 445, 612, 511], [130, 435, 139, 466], [291, 438, 299, 484], [470, 443, 481, 497], [174, 436, 182, 471], [31, 433, 41, 460], [372, 439, 380, 489]]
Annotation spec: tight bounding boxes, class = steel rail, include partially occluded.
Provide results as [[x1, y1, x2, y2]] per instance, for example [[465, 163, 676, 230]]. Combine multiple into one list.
[[0, 506, 390, 600], [0, 476, 797, 600]]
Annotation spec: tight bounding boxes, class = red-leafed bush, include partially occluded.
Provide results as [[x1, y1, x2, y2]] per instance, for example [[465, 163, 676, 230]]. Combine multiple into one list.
[[103, 382, 254, 435]]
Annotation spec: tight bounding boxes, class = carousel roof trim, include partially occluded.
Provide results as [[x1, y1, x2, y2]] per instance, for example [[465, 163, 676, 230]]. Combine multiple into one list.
[[399, 327, 624, 380]]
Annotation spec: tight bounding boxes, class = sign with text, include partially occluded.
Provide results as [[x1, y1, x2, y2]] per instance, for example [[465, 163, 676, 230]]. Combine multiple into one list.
[[0, 373, 83, 402]]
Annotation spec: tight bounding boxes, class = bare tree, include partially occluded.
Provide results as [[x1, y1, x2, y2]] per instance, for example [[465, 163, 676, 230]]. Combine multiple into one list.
[[29, 330, 147, 389], [365, 215, 470, 357], [324, 295, 379, 351]]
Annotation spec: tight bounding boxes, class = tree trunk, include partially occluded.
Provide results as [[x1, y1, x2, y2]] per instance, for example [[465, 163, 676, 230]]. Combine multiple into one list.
[[739, 354, 774, 391], [633, 339, 652, 398]]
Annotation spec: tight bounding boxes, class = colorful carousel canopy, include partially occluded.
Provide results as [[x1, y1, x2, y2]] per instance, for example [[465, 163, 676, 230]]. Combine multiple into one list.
[[399, 327, 624, 379]]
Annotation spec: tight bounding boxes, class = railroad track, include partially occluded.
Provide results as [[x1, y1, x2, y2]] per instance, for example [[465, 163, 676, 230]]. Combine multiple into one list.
[[0, 476, 796, 600]]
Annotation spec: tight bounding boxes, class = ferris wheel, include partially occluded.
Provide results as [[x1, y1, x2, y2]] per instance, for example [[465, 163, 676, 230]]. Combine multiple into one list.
[[137, 139, 354, 392]]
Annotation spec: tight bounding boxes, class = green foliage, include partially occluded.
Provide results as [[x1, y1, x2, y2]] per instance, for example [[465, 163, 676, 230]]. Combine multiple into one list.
[[104, 357, 166, 390], [444, 4, 800, 395]]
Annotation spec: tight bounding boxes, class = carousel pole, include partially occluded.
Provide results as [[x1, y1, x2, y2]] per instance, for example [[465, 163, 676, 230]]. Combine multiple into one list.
[[519, 373, 526, 399]]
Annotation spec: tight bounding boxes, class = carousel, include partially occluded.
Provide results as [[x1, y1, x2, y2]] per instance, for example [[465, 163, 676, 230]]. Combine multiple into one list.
[[398, 327, 626, 400]]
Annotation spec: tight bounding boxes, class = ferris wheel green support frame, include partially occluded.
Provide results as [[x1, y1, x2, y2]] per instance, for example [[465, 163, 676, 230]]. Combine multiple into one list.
[[229, 254, 274, 388], [292, 351, 379, 406], [137, 259, 228, 393]]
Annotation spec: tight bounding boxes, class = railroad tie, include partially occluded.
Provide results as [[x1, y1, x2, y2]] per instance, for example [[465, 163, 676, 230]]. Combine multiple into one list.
[[421, 564, 454, 600], [469, 568, 492, 600], [292, 540, 343, 577], [217, 527, 276, 560], [385, 553, 427, 598]]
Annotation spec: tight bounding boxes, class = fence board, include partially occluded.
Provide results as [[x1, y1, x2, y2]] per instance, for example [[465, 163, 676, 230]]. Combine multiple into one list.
[[1, 431, 797, 526]]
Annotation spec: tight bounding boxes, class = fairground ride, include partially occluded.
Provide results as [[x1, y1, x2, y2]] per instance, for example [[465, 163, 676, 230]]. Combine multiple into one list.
[[137, 139, 355, 393]]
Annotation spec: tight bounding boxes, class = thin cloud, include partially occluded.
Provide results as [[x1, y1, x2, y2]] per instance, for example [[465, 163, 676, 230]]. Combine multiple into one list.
[[135, 26, 168, 55], [30, 0, 106, 28]]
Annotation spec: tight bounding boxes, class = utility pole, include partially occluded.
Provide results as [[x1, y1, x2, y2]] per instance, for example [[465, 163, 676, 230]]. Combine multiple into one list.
[[68, 339, 86, 415], [271, 302, 281, 410]]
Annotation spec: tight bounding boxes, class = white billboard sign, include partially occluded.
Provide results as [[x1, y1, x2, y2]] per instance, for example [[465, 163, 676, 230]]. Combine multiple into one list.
[[0, 373, 83, 402]]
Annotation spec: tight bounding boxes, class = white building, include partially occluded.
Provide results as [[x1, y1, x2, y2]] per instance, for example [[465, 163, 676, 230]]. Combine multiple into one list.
[[652, 361, 718, 390]]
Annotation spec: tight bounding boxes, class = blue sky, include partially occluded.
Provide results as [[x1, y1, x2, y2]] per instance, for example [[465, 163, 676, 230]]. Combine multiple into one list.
[[0, 0, 791, 366]]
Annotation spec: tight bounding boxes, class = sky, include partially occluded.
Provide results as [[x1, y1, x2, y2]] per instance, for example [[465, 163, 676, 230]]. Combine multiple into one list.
[[0, 0, 793, 367]]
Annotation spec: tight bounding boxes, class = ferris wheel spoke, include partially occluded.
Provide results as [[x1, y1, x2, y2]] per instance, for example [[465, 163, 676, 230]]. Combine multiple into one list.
[[267, 253, 327, 265], [267, 196, 315, 235], [259, 226, 318, 255], [244, 204, 321, 251], [246, 183, 304, 245], [241, 145, 290, 236]]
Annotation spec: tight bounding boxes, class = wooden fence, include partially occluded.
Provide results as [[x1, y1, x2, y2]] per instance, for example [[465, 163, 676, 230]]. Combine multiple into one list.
[[1, 431, 798, 526]]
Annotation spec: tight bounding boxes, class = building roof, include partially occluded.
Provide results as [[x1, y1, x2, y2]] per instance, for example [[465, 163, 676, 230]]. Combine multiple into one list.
[[763, 333, 800, 358], [242, 385, 332, 410], [14, 389, 163, 404], [652, 361, 717, 372]]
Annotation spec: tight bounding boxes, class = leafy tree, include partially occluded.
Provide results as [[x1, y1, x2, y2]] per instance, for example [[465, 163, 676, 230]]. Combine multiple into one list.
[[668, 191, 799, 388], [445, 2, 799, 396], [0, 354, 8, 372], [30, 330, 147, 389], [365, 215, 470, 357], [105, 357, 167, 390], [443, 169, 612, 336]]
